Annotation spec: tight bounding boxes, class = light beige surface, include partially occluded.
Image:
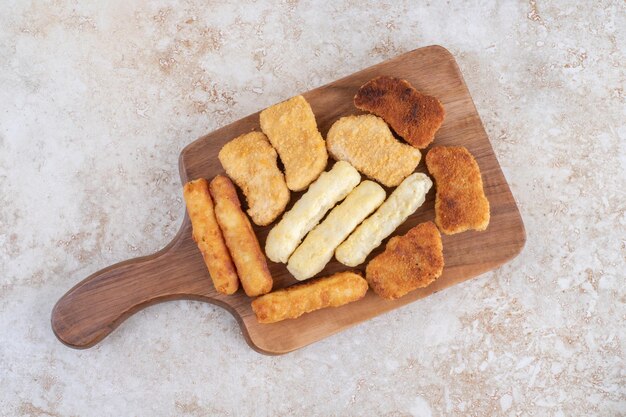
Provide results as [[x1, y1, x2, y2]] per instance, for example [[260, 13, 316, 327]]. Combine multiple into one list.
[[0, 1, 624, 416]]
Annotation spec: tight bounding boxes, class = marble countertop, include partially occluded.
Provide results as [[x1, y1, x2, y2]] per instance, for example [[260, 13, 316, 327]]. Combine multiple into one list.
[[1, 1, 624, 416]]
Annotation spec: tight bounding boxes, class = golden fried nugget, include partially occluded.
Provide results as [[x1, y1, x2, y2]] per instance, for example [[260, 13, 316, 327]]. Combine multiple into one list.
[[326, 115, 421, 187], [425, 146, 490, 234], [259, 95, 328, 191], [209, 175, 273, 297], [366, 221, 444, 300], [354, 76, 445, 149], [183, 179, 239, 295], [218, 131, 290, 226], [251, 271, 368, 323]]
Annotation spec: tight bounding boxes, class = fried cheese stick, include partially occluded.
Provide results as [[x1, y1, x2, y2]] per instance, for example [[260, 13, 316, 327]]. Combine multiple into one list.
[[209, 175, 273, 297], [183, 179, 239, 295], [265, 161, 361, 263], [335, 172, 433, 267], [287, 181, 386, 280], [251, 271, 368, 323]]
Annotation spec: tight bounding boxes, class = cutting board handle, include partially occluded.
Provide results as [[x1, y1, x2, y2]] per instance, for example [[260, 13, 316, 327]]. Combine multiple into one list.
[[51, 228, 198, 349]]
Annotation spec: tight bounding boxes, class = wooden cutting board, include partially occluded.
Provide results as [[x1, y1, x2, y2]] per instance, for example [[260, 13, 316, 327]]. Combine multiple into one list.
[[51, 45, 525, 354]]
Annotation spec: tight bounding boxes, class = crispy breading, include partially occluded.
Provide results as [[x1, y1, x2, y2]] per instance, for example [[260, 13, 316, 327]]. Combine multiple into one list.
[[265, 161, 361, 264], [326, 115, 421, 187], [287, 181, 385, 280], [183, 179, 239, 295], [366, 221, 444, 300], [209, 175, 273, 297], [354, 76, 445, 149], [425, 146, 490, 234], [218, 131, 290, 226], [259, 95, 328, 191], [335, 173, 432, 267], [251, 271, 368, 323]]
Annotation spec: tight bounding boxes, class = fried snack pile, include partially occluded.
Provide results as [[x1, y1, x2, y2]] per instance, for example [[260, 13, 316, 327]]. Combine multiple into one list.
[[425, 146, 490, 234], [210, 175, 273, 297], [335, 173, 432, 267], [265, 161, 360, 264], [354, 76, 444, 149], [326, 114, 421, 187], [287, 180, 385, 280], [366, 221, 444, 300], [182, 179, 239, 295], [218, 132, 289, 226], [251, 271, 368, 323], [260, 95, 328, 191]]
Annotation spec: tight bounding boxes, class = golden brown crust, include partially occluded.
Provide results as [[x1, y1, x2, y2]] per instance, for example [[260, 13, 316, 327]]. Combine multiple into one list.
[[251, 271, 368, 323], [183, 179, 239, 295], [365, 221, 444, 300], [326, 114, 421, 187], [425, 146, 490, 234], [209, 175, 273, 297], [218, 131, 290, 226], [354, 76, 445, 149], [259, 95, 328, 191]]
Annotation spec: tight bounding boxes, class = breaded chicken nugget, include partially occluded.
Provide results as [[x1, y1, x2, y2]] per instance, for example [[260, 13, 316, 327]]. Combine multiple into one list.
[[260, 95, 328, 191], [335, 173, 433, 267], [209, 175, 273, 297], [425, 146, 490, 234], [326, 115, 421, 187], [287, 181, 385, 280], [218, 131, 289, 226], [366, 221, 444, 300], [354, 76, 445, 149], [265, 161, 360, 263], [251, 271, 368, 323], [183, 179, 239, 295]]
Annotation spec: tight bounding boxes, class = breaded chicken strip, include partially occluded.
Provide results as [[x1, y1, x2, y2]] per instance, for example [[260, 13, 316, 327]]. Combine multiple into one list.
[[287, 181, 385, 280], [209, 175, 273, 297], [251, 271, 368, 323], [265, 161, 360, 264], [335, 173, 432, 267], [326, 115, 421, 187], [366, 221, 444, 300], [183, 179, 239, 295], [218, 131, 290, 226], [260, 95, 328, 191], [354, 76, 445, 149], [425, 146, 490, 234]]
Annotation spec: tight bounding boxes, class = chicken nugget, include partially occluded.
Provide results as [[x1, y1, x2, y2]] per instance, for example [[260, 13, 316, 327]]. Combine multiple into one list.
[[425, 146, 490, 234], [209, 175, 273, 297], [260, 95, 328, 191], [183, 179, 239, 295], [287, 181, 386, 280], [366, 221, 444, 300], [335, 172, 432, 267], [251, 271, 368, 323], [326, 115, 421, 187], [218, 131, 290, 226], [265, 161, 360, 264], [354, 76, 445, 149]]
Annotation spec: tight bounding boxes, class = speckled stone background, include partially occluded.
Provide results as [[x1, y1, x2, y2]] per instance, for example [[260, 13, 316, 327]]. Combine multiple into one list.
[[1, 1, 624, 416]]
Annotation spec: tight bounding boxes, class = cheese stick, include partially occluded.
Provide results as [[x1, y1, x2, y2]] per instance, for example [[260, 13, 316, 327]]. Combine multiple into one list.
[[287, 181, 385, 280], [265, 161, 361, 263], [251, 271, 368, 324], [335, 172, 433, 267], [183, 179, 239, 295], [209, 175, 273, 297]]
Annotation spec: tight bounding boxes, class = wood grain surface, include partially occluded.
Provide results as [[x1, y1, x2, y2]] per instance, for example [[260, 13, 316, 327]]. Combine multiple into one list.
[[51, 45, 526, 354]]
